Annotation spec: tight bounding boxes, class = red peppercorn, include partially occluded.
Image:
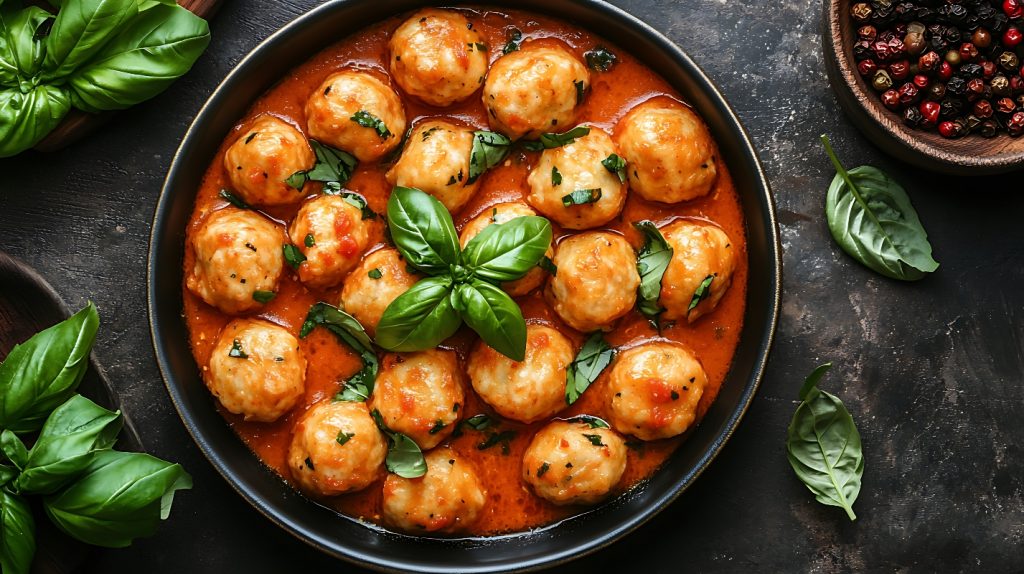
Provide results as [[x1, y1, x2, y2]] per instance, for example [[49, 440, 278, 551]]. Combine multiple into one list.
[[938, 121, 962, 138], [858, 59, 878, 77], [873, 40, 893, 61], [1008, 111, 1024, 135], [882, 89, 901, 110], [997, 97, 1017, 114], [1005, 0, 1023, 19], [938, 61, 954, 80], [897, 82, 920, 104], [1013, 76, 1024, 93], [920, 100, 941, 126], [858, 25, 878, 42], [1004, 26, 1023, 48], [959, 42, 980, 62], [967, 78, 986, 101], [889, 60, 911, 81], [974, 100, 995, 118], [913, 74, 930, 89], [982, 61, 998, 79], [919, 51, 941, 72]]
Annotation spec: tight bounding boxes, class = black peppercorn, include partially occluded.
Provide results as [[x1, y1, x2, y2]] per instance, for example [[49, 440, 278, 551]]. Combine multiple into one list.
[[946, 75, 968, 95], [940, 97, 965, 117], [959, 62, 984, 78], [903, 105, 924, 126], [980, 119, 999, 136], [928, 81, 948, 100]]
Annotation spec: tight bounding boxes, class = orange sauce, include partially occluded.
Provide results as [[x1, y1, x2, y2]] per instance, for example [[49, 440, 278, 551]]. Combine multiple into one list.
[[182, 7, 748, 536]]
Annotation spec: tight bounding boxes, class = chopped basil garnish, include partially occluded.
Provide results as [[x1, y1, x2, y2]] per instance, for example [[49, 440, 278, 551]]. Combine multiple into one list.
[[282, 244, 306, 270], [468, 131, 513, 184], [551, 166, 562, 186], [454, 413, 493, 437], [561, 188, 601, 207], [582, 433, 606, 447], [536, 462, 550, 477], [286, 140, 358, 189], [300, 303, 378, 403], [502, 27, 523, 54], [336, 431, 355, 446], [351, 110, 392, 139], [219, 189, 251, 209], [228, 339, 248, 359], [371, 409, 427, 478], [538, 255, 557, 276], [565, 332, 615, 405], [428, 420, 446, 435], [325, 188, 376, 220], [368, 268, 383, 280], [522, 126, 590, 151], [473, 42, 487, 52], [244, 132, 258, 144], [574, 79, 586, 106], [633, 221, 674, 321], [304, 233, 315, 247], [252, 290, 276, 304], [689, 275, 715, 312], [421, 126, 441, 141], [585, 46, 618, 71], [601, 153, 627, 183], [477, 430, 516, 455], [566, 414, 611, 429]]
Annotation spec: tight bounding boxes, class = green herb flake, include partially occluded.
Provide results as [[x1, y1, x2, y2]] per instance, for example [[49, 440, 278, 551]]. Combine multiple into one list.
[[601, 153, 627, 183], [561, 188, 602, 207], [304, 233, 315, 247], [582, 433, 606, 447], [428, 420, 446, 435], [688, 275, 714, 312], [287, 140, 358, 190], [503, 27, 523, 54], [551, 166, 562, 186], [336, 431, 355, 446], [538, 255, 557, 276], [330, 190, 376, 220], [536, 462, 550, 477], [477, 430, 516, 455], [244, 132, 258, 144], [252, 290, 276, 304], [633, 220, 674, 321], [351, 110, 392, 139], [574, 79, 586, 106], [228, 339, 248, 359], [565, 333, 615, 404], [474, 42, 487, 52], [219, 189, 251, 209], [566, 414, 610, 429], [523, 126, 591, 151], [421, 126, 441, 141], [468, 131, 513, 184], [368, 268, 383, 280], [283, 244, 306, 270], [585, 46, 618, 71]]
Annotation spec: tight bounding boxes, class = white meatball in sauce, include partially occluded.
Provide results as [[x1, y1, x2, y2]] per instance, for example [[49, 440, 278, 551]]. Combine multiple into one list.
[[459, 202, 552, 297], [382, 448, 487, 534], [386, 120, 478, 214], [526, 127, 626, 230], [187, 208, 285, 315], [659, 220, 736, 323], [607, 342, 708, 441], [223, 115, 315, 207], [340, 248, 422, 336], [388, 9, 489, 107], [466, 324, 573, 423], [288, 401, 387, 497], [368, 350, 465, 450], [305, 70, 406, 162], [615, 99, 718, 203], [207, 319, 306, 423], [287, 194, 370, 289], [545, 232, 639, 333], [483, 43, 589, 140], [521, 420, 627, 506]]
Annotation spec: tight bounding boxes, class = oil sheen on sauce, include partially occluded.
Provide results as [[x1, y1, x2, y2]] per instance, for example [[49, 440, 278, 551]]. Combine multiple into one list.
[[182, 7, 748, 536]]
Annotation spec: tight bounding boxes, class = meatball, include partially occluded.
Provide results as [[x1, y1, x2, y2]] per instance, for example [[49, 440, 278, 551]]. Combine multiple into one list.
[[483, 43, 590, 140], [386, 120, 478, 214], [223, 115, 315, 207], [459, 203, 552, 296], [607, 342, 708, 441], [615, 99, 718, 203], [206, 319, 306, 422], [368, 350, 465, 449], [287, 195, 371, 289], [305, 70, 406, 162], [545, 232, 639, 332], [288, 401, 387, 497], [187, 208, 285, 315], [382, 448, 487, 533], [340, 248, 422, 335], [521, 420, 627, 505], [466, 324, 573, 423], [388, 9, 489, 107], [659, 220, 737, 323], [526, 127, 626, 230]]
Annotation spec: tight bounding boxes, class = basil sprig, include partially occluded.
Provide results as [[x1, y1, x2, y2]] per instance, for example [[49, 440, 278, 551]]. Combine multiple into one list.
[[370, 409, 426, 478], [468, 130, 512, 184], [376, 187, 552, 361], [565, 333, 615, 405], [821, 135, 939, 281], [786, 363, 864, 521], [299, 303, 377, 402], [286, 140, 358, 189], [0, 488, 34, 574], [351, 110, 392, 139], [522, 126, 590, 151], [633, 221, 674, 322]]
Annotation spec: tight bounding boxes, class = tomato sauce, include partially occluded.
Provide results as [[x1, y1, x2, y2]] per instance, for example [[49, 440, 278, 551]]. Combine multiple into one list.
[[182, 7, 748, 536]]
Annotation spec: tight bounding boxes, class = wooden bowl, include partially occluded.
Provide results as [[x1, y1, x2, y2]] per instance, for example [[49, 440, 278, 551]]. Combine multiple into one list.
[[32, 0, 222, 153], [824, 0, 1024, 175]]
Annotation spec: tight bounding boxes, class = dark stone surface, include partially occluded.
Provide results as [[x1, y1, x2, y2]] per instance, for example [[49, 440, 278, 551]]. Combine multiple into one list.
[[1, 0, 1022, 572]]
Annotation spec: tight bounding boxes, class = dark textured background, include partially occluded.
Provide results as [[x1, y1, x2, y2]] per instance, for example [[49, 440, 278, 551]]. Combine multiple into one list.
[[1, 0, 1022, 572]]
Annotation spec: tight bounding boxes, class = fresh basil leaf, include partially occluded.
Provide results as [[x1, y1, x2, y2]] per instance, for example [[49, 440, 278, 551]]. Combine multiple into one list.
[[43, 450, 192, 547], [0, 488, 34, 574], [0, 431, 27, 469], [299, 303, 378, 402], [351, 110, 391, 139], [67, 4, 210, 112], [633, 220, 673, 321], [565, 332, 614, 405], [601, 153, 627, 183], [42, 0, 141, 80], [522, 126, 590, 151], [0, 303, 99, 433], [582, 433, 605, 446], [561, 188, 601, 207], [282, 244, 305, 270], [368, 268, 382, 280], [454, 413, 493, 437], [0, 85, 71, 158], [477, 430, 516, 455], [386, 186, 460, 274], [330, 189, 376, 220], [688, 275, 714, 312], [821, 135, 939, 281], [218, 189, 250, 209], [565, 414, 610, 429], [370, 409, 426, 478], [584, 46, 617, 71], [252, 290, 276, 304], [288, 140, 358, 189], [462, 216, 552, 283], [786, 363, 863, 521], [0, 6, 20, 86], [2, 6, 53, 78], [227, 339, 247, 359], [0, 466, 16, 487], [468, 130, 512, 184], [551, 166, 563, 186], [376, 276, 462, 352], [335, 431, 354, 446], [304, 233, 315, 247], [538, 255, 557, 275], [454, 280, 527, 361], [12, 394, 122, 495], [502, 27, 522, 54]]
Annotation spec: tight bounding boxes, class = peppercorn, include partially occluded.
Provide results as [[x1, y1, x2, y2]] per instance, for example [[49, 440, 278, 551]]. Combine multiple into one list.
[[913, 73, 930, 89], [996, 96, 1017, 113], [852, 3, 873, 22], [959, 42, 980, 62], [858, 59, 879, 77], [947, 76, 968, 95], [881, 88, 902, 109], [964, 115, 982, 133], [873, 69, 895, 91], [967, 78, 987, 100], [945, 49, 963, 66], [1011, 75, 1024, 92], [940, 97, 964, 117], [1004, 0, 1023, 20], [920, 100, 941, 126], [938, 120, 962, 137], [938, 61, 955, 80], [973, 28, 993, 49], [858, 25, 878, 42], [982, 60, 998, 78], [1004, 26, 1023, 46], [960, 63, 984, 78], [1008, 111, 1024, 135], [919, 51, 941, 71], [980, 119, 999, 136], [903, 106, 924, 126], [928, 81, 948, 100], [992, 74, 1012, 94], [975, 99, 995, 117], [999, 50, 1020, 70], [854, 40, 874, 60], [889, 59, 911, 80]]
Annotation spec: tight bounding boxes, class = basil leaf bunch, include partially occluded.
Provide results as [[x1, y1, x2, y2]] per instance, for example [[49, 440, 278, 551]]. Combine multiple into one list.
[[786, 363, 864, 521], [522, 126, 591, 151], [0, 0, 210, 157], [299, 302, 378, 402], [369, 409, 426, 478], [565, 332, 615, 405], [821, 135, 939, 281], [376, 187, 552, 361], [633, 221, 673, 323]]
